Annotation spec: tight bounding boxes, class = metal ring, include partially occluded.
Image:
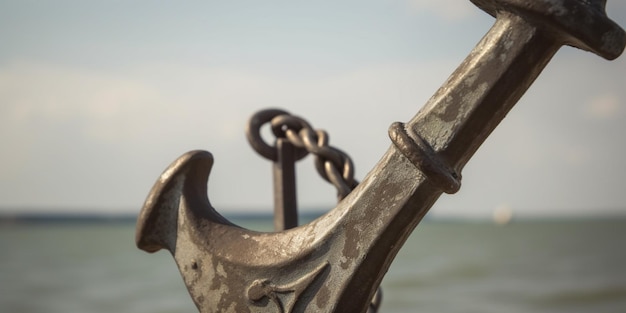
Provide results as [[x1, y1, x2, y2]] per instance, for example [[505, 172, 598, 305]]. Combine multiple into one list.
[[246, 109, 289, 161], [388, 122, 461, 194], [245, 109, 308, 162]]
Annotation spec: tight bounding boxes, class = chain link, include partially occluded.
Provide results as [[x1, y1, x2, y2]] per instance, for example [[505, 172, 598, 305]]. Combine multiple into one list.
[[246, 109, 358, 200]]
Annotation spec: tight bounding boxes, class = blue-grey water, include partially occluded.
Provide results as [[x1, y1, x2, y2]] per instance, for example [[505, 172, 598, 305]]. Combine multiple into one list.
[[1, 217, 625, 313]]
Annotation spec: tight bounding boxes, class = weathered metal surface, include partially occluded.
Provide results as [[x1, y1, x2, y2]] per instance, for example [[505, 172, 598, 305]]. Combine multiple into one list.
[[136, 1, 625, 312]]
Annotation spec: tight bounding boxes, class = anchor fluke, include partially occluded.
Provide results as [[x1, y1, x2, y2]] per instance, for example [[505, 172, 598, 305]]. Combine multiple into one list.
[[136, 150, 232, 254]]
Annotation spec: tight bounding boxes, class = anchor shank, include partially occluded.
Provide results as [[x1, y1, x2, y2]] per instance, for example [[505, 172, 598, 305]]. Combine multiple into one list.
[[407, 13, 559, 171], [338, 8, 623, 310], [273, 138, 299, 231]]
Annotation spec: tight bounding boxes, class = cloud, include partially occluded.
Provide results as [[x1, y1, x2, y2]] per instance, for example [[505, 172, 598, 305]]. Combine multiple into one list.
[[584, 93, 621, 119], [407, 0, 478, 21], [0, 58, 460, 210], [2, 45, 625, 214], [0, 61, 171, 142], [0, 61, 180, 209]]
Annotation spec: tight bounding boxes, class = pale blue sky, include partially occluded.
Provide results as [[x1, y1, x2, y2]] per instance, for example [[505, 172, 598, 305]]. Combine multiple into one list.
[[1, 0, 625, 218]]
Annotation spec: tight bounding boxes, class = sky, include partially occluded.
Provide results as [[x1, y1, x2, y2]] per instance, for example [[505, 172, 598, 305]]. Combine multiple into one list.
[[1, 0, 625, 219]]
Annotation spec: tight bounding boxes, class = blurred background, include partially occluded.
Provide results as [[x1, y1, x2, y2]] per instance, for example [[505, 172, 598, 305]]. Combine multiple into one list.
[[1, 0, 625, 312], [1, 0, 625, 218]]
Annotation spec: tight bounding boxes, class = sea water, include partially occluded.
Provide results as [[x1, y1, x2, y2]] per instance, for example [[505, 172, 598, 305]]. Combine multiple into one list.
[[1, 218, 624, 313]]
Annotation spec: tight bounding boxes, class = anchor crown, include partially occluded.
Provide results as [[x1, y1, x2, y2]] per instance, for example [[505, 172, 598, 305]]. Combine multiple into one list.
[[471, 0, 626, 59]]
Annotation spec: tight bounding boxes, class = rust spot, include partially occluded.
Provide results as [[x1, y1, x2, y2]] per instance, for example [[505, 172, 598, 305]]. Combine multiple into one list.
[[316, 285, 330, 309], [340, 224, 360, 270]]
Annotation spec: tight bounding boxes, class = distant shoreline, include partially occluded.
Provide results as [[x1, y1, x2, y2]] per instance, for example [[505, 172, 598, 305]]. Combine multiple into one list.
[[1, 210, 624, 225], [0, 212, 138, 224], [0, 211, 326, 225]]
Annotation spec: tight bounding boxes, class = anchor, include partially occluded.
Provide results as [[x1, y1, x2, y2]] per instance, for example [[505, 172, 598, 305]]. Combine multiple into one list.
[[136, 1, 625, 312]]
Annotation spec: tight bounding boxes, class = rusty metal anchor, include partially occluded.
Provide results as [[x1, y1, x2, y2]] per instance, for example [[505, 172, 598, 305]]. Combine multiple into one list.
[[136, 1, 625, 312]]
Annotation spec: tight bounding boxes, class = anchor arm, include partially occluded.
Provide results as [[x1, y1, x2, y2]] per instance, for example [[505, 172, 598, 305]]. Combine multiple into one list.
[[136, 148, 431, 312]]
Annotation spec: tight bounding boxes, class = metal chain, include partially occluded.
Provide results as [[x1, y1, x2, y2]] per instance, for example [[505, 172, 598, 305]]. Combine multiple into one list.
[[271, 113, 383, 313], [247, 109, 359, 200], [247, 109, 381, 313]]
